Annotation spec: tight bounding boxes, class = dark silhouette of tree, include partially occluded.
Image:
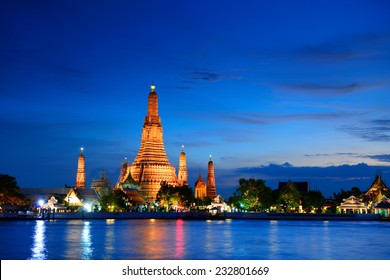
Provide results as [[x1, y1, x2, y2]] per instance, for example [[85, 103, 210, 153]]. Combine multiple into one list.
[[303, 191, 324, 213], [0, 174, 25, 205]]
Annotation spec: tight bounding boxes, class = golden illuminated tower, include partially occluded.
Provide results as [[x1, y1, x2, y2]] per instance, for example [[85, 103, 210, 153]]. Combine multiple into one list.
[[206, 155, 217, 199], [130, 83, 178, 200], [177, 145, 188, 186], [75, 147, 86, 188]]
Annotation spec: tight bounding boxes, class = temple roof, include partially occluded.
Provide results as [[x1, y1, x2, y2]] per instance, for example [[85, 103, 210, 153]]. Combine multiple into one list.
[[73, 188, 100, 201], [122, 188, 147, 205]]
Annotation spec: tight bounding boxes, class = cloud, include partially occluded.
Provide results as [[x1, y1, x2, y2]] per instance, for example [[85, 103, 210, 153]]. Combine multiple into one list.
[[297, 45, 366, 62], [304, 153, 359, 157], [219, 112, 346, 125], [365, 154, 390, 163], [281, 82, 377, 95], [191, 71, 221, 82], [294, 32, 390, 63], [339, 119, 390, 142]]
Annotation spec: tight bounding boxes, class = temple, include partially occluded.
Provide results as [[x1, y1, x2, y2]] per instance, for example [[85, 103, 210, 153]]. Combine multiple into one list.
[[128, 84, 178, 200], [75, 147, 86, 188]]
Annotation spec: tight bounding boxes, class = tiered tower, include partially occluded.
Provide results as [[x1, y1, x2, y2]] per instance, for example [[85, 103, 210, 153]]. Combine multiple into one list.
[[206, 155, 217, 199], [75, 147, 86, 188], [177, 145, 188, 186], [130, 83, 178, 200]]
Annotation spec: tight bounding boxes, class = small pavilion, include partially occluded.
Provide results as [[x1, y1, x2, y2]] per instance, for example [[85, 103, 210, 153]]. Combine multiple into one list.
[[374, 196, 390, 218], [338, 195, 367, 214]]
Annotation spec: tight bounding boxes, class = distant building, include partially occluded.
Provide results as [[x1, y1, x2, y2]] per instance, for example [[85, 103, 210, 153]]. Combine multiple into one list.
[[278, 181, 310, 195], [90, 171, 111, 196]]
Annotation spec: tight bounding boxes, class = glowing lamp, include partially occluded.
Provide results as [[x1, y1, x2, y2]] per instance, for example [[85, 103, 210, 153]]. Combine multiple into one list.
[[84, 203, 91, 212]]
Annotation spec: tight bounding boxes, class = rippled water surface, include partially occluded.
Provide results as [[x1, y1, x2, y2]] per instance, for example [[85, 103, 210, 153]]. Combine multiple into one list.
[[1, 219, 389, 260]]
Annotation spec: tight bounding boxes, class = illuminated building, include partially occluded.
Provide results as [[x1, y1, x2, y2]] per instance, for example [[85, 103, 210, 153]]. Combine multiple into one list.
[[194, 172, 207, 198], [206, 155, 217, 199], [338, 195, 367, 214], [129, 84, 178, 200], [177, 145, 188, 186], [364, 175, 389, 204], [75, 147, 86, 188]]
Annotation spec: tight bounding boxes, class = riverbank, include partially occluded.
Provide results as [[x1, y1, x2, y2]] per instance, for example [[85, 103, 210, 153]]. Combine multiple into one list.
[[0, 211, 382, 221]]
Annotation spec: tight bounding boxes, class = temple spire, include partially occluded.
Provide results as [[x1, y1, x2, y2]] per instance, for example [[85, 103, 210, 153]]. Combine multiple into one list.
[[178, 145, 188, 186], [75, 147, 86, 188], [207, 155, 217, 199]]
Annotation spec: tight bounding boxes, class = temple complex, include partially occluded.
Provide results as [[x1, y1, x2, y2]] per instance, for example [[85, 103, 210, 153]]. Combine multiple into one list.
[[75, 147, 86, 188], [128, 84, 178, 200]]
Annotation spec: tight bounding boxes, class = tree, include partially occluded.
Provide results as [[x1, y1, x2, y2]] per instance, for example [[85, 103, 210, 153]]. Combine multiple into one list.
[[277, 182, 301, 212], [155, 183, 195, 211], [0, 174, 25, 205], [99, 189, 129, 212], [303, 191, 324, 213], [229, 178, 272, 211]]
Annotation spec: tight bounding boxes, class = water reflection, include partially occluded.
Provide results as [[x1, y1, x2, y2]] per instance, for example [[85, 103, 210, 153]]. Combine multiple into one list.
[[104, 219, 115, 259], [30, 220, 47, 259], [64, 220, 93, 259], [81, 221, 93, 259], [268, 220, 279, 259], [175, 219, 184, 258]]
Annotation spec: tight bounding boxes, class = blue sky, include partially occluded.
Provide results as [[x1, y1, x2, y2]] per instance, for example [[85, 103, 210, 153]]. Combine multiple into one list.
[[1, 0, 389, 198]]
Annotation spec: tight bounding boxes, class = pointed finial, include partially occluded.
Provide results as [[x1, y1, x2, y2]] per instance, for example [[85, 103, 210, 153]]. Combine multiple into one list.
[[151, 82, 155, 92], [182, 145, 184, 152], [210, 154, 212, 160], [80, 147, 84, 153]]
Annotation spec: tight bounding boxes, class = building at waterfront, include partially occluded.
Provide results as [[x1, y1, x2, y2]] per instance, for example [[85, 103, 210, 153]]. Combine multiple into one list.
[[338, 195, 367, 214]]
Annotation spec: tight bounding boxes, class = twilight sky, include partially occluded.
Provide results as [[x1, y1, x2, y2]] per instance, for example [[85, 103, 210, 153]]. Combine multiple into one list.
[[1, 0, 390, 198]]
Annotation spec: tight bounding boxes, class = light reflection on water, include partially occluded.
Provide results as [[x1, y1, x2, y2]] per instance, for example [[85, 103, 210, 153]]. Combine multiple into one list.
[[3, 219, 389, 260], [29, 220, 46, 260]]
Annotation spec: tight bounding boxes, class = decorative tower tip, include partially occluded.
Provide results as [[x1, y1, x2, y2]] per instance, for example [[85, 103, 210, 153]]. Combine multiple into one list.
[[151, 82, 155, 92]]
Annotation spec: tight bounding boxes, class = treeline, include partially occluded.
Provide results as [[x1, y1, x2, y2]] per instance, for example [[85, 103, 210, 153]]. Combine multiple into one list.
[[228, 178, 324, 213]]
